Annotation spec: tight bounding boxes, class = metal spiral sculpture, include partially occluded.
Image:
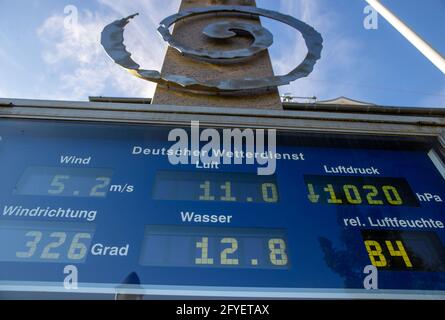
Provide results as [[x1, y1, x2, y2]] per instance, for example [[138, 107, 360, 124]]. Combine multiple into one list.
[[101, 6, 323, 94]]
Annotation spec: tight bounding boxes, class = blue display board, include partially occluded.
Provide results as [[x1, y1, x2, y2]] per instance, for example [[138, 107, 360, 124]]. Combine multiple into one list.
[[0, 119, 445, 298]]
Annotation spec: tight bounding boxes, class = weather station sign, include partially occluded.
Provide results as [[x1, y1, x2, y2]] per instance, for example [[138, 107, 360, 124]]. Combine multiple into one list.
[[0, 0, 444, 301], [0, 119, 445, 299]]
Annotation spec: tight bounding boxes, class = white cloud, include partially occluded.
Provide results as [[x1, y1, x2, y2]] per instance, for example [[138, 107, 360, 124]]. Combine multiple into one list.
[[37, 0, 181, 100], [35, 0, 361, 102], [270, 0, 363, 101]]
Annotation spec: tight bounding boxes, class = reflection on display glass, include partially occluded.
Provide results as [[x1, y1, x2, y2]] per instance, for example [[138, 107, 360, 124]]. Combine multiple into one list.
[[361, 230, 445, 272]]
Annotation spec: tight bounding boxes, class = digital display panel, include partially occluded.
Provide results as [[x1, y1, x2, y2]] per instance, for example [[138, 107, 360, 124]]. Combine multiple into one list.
[[304, 175, 419, 207], [361, 230, 445, 272], [140, 226, 288, 269], [14, 167, 113, 198], [0, 118, 444, 299], [153, 171, 279, 203], [0, 221, 95, 263]]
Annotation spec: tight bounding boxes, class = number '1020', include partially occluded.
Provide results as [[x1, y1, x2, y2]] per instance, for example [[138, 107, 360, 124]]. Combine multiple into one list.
[[309, 183, 405, 206]]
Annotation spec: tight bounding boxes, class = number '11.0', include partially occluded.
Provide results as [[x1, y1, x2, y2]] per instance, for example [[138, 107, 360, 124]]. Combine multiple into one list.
[[199, 181, 278, 203]]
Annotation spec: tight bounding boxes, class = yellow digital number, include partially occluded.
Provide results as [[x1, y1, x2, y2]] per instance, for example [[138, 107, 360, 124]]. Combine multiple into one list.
[[195, 237, 214, 265], [220, 238, 239, 265], [382, 186, 403, 205], [343, 185, 362, 204], [268, 239, 288, 266], [363, 185, 383, 205], [385, 240, 413, 268], [324, 184, 342, 204], [199, 181, 215, 201], [364, 240, 387, 267], [262, 183, 278, 203], [220, 182, 236, 202]]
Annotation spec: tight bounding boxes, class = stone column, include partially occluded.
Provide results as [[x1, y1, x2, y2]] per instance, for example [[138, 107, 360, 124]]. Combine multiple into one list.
[[152, 0, 282, 110]]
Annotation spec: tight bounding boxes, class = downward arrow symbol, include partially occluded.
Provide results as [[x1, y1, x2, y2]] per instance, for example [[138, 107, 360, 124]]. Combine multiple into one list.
[[307, 184, 320, 203]]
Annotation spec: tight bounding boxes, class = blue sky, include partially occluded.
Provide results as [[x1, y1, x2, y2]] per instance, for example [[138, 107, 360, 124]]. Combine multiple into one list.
[[0, 0, 444, 107]]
